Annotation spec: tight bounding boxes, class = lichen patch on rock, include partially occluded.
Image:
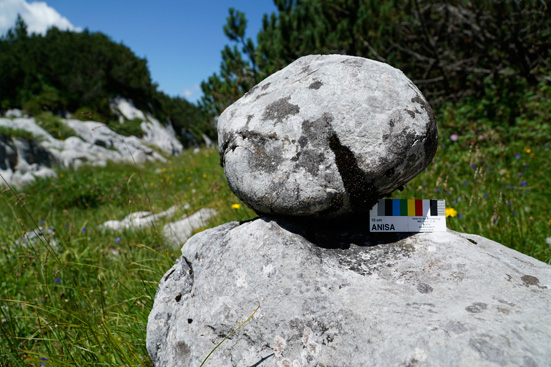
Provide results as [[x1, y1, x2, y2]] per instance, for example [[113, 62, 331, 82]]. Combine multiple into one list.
[[218, 55, 438, 218]]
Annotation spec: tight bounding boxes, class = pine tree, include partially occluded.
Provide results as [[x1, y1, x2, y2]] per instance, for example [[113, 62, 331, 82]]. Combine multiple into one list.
[[0, 17, 206, 141], [199, 8, 261, 118], [200, 0, 550, 124]]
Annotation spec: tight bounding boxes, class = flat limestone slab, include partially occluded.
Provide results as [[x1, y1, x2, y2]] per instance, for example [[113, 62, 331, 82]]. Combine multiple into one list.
[[147, 218, 551, 367]]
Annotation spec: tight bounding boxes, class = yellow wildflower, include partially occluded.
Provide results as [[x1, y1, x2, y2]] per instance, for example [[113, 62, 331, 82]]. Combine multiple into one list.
[[203, 174, 207, 178], [445, 207, 458, 218], [59, 173, 64, 178], [525, 148, 531, 154], [231, 204, 241, 210]]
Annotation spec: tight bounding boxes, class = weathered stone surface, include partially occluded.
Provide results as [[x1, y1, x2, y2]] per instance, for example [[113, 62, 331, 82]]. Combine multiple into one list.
[[0, 127, 57, 186], [16, 226, 58, 249], [99, 205, 182, 232], [64, 119, 166, 163], [147, 218, 551, 367], [0, 114, 179, 186], [5, 109, 23, 118], [141, 117, 183, 156], [218, 55, 438, 218], [162, 208, 218, 247], [112, 98, 183, 156]]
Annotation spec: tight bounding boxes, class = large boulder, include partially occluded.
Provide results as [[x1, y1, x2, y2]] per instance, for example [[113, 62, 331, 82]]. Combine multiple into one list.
[[147, 218, 551, 367], [218, 55, 438, 218]]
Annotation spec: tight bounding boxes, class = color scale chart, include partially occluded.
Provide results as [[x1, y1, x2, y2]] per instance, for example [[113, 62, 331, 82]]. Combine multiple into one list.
[[369, 199, 447, 232]]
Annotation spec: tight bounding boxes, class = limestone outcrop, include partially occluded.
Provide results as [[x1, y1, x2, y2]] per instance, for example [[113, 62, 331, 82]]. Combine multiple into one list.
[[147, 55, 551, 366], [0, 101, 183, 186], [99, 206, 218, 248], [147, 218, 551, 367]]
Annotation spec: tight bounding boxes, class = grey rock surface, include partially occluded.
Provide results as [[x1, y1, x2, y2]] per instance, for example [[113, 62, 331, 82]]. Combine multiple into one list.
[[99, 205, 182, 232], [5, 109, 23, 118], [0, 111, 180, 186], [162, 208, 218, 247], [218, 55, 438, 218], [112, 98, 184, 156], [64, 119, 166, 164], [0, 125, 57, 186], [17, 226, 58, 249], [141, 117, 183, 156], [147, 218, 551, 367]]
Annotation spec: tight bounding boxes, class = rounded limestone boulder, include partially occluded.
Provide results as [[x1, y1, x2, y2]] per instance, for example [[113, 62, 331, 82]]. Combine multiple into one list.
[[218, 55, 438, 218]]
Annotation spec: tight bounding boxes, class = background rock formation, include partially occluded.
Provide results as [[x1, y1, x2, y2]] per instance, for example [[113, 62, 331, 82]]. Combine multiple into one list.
[[0, 100, 183, 187]]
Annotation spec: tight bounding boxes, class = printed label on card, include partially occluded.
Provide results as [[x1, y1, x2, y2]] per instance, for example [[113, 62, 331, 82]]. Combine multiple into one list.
[[369, 199, 447, 232]]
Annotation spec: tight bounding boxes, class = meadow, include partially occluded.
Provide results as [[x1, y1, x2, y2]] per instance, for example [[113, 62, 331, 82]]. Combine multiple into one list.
[[1, 84, 550, 366]]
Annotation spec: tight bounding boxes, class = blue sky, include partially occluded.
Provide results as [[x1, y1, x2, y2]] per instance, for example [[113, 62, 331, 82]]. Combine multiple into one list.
[[0, 0, 278, 103]]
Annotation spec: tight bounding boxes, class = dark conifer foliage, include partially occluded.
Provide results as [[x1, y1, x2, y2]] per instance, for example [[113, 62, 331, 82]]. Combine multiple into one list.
[[199, 8, 261, 119], [201, 0, 550, 124], [0, 16, 208, 143]]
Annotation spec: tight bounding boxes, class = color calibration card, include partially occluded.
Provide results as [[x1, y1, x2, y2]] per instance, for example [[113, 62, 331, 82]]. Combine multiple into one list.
[[370, 199, 447, 232]]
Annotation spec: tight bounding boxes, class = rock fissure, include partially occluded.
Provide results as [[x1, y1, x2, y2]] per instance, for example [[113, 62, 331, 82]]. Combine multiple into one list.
[[164, 269, 175, 282], [328, 133, 377, 213], [183, 257, 194, 287], [411, 93, 438, 166]]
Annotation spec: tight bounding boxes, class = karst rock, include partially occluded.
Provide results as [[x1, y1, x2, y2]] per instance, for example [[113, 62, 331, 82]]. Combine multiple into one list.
[[218, 55, 438, 218], [147, 218, 551, 367]]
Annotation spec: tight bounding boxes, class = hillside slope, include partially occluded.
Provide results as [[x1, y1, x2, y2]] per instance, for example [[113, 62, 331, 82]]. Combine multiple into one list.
[[0, 16, 211, 144], [0, 99, 183, 187]]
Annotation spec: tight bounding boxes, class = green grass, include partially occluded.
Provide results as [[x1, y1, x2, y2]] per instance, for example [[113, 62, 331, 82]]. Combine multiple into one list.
[[0, 148, 255, 366], [395, 132, 551, 262], [0, 126, 37, 142], [404, 81, 551, 262], [35, 112, 76, 141], [106, 118, 145, 139], [0, 85, 550, 365]]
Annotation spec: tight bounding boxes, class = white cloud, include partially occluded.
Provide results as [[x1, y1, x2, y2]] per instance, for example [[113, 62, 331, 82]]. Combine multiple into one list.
[[182, 84, 201, 100], [0, 0, 80, 36]]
